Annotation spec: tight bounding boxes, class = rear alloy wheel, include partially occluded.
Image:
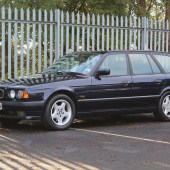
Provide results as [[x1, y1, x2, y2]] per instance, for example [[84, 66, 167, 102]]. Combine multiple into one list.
[[42, 94, 76, 130], [154, 92, 170, 121]]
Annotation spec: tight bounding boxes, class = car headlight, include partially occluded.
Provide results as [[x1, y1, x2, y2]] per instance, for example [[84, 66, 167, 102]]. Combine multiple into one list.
[[9, 90, 29, 99], [9, 90, 16, 99], [17, 90, 24, 99]]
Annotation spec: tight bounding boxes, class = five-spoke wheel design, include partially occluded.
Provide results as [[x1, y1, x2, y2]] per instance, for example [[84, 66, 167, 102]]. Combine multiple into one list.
[[42, 94, 76, 130], [162, 95, 170, 117], [154, 92, 170, 121], [51, 99, 72, 126]]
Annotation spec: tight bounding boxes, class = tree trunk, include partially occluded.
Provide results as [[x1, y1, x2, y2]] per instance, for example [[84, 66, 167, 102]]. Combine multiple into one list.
[[137, 0, 146, 17], [165, 1, 170, 52], [135, 0, 153, 17]]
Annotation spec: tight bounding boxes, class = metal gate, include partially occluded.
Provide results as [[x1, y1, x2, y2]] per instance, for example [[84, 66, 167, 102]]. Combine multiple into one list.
[[0, 7, 169, 79]]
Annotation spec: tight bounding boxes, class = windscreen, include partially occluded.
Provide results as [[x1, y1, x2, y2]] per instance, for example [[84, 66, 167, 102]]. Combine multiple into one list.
[[44, 53, 101, 75]]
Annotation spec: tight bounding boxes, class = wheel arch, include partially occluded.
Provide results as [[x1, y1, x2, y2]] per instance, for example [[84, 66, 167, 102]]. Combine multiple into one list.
[[44, 89, 78, 111], [160, 87, 170, 96]]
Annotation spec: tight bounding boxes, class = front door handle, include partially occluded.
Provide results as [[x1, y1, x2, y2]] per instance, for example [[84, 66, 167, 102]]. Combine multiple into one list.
[[155, 79, 163, 84]]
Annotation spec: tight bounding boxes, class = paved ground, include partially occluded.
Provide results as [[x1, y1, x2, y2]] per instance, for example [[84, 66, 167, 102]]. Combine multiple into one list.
[[0, 113, 170, 170]]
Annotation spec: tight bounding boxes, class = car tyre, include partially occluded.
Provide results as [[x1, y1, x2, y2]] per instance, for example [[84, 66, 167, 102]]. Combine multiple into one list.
[[154, 92, 170, 121], [0, 118, 21, 126], [42, 94, 76, 130]]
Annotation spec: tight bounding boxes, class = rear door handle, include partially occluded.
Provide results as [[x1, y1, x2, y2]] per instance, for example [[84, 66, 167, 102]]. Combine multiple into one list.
[[121, 81, 130, 86]]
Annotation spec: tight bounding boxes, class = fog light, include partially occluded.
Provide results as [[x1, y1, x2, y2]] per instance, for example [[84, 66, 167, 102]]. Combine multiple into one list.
[[9, 90, 16, 99], [17, 111, 26, 116]]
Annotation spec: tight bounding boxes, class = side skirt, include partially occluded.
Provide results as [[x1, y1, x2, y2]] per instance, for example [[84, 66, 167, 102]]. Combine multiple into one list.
[[76, 107, 157, 118]]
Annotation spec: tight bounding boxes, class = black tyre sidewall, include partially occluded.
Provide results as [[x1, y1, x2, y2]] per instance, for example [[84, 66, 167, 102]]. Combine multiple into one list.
[[43, 94, 76, 130], [158, 92, 170, 121]]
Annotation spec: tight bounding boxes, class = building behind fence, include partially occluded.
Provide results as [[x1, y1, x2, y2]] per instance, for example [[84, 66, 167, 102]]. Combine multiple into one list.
[[0, 7, 169, 80]]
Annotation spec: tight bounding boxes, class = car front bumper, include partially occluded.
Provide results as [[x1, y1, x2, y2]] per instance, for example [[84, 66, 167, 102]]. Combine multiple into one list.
[[0, 100, 45, 120]]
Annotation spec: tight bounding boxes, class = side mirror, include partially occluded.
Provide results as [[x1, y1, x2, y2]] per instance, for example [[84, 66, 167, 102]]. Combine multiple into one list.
[[95, 69, 110, 79]]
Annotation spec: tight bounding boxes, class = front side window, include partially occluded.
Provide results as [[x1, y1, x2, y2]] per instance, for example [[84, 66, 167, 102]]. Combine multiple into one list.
[[154, 55, 170, 73], [129, 54, 152, 75], [99, 54, 128, 76]]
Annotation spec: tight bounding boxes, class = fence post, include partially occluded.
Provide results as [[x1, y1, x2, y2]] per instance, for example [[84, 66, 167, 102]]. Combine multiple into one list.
[[142, 17, 147, 50], [1, 7, 5, 80], [8, 7, 12, 79], [55, 9, 60, 60], [166, 20, 169, 53]]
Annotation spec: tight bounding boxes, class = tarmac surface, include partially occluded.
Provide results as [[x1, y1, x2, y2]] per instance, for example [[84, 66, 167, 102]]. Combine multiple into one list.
[[0, 113, 170, 170]]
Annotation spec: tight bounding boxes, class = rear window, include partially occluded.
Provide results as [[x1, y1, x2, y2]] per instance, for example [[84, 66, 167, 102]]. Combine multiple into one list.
[[154, 55, 170, 73]]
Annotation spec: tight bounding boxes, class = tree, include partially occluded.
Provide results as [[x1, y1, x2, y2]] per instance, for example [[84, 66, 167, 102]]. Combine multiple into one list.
[[165, 0, 170, 51], [0, 0, 130, 15], [128, 0, 156, 17], [165, 1, 170, 23]]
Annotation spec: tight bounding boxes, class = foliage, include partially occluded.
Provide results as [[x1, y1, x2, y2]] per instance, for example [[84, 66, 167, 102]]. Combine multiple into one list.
[[0, 0, 168, 19]]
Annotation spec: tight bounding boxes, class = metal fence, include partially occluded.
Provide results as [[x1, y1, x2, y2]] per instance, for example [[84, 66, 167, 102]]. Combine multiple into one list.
[[0, 7, 169, 80]]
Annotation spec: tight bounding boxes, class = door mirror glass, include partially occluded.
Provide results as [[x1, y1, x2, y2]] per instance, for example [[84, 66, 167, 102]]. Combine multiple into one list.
[[96, 69, 110, 77]]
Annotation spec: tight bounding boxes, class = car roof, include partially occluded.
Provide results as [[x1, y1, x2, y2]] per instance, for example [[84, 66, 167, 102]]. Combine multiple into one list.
[[70, 50, 169, 55], [70, 51, 106, 55]]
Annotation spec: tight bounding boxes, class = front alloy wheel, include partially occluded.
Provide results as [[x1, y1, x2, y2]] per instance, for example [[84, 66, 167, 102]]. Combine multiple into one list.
[[42, 94, 76, 130], [154, 92, 170, 121], [51, 99, 72, 126]]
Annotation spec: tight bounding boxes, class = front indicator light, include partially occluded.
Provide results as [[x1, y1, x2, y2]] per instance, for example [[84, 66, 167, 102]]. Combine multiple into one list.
[[23, 90, 29, 99]]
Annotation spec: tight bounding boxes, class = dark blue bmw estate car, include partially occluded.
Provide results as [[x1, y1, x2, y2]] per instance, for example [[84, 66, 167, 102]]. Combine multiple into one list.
[[0, 50, 170, 130]]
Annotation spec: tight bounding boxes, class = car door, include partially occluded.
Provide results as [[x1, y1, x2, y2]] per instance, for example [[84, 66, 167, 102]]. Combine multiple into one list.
[[128, 53, 166, 108], [90, 53, 133, 113]]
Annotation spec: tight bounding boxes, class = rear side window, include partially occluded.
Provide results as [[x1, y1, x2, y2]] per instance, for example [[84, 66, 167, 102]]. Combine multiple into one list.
[[147, 55, 161, 74], [129, 54, 152, 75], [154, 55, 170, 73], [100, 54, 127, 76]]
